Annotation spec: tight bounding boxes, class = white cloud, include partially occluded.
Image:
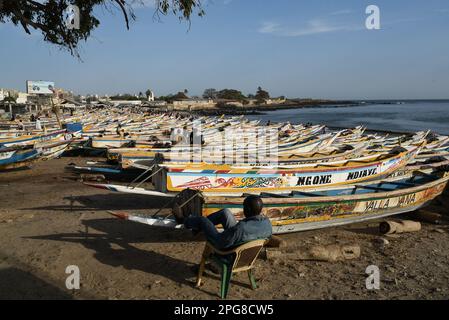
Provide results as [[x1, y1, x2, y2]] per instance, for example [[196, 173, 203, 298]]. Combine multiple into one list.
[[258, 19, 357, 37], [330, 9, 353, 16]]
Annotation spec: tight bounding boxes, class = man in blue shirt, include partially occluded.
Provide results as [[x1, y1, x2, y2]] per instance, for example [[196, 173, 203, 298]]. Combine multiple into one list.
[[178, 195, 273, 249]]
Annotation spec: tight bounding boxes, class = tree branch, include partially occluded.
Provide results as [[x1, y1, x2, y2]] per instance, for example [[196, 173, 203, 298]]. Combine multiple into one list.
[[114, 0, 130, 29]]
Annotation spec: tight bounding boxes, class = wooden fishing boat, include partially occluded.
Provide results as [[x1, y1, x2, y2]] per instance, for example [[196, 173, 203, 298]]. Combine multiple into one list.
[[82, 152, 441, 198], [108, 168, 449, 234], [0, 145, 40, 170], [37, 140, 72, 160], [110, 128, 332, 167], [117, 142, 370, 170], [150, 144, 423, 194], [0, 130, 66, 148]]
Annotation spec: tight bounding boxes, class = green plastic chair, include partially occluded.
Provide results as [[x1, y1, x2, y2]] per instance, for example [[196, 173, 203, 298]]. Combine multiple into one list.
[[195, 239, 267, 299]]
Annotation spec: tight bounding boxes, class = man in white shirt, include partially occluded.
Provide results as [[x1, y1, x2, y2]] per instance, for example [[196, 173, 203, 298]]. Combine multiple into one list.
[[36, 117, 42, 130]]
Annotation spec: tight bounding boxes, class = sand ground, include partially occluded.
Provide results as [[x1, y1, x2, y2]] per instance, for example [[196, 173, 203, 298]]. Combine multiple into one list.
[[1, 157, 448, 300]]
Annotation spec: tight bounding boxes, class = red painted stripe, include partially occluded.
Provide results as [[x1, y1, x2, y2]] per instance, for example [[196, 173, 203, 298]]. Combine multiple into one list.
[[215, 170, 231, 174], [109, 211, 129, 220]]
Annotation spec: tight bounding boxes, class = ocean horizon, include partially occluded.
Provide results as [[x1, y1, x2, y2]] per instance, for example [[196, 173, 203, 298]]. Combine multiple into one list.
[[248, 100, 449, 135]]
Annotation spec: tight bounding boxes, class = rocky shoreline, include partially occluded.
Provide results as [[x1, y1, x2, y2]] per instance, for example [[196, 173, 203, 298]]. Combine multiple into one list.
[[188, 100, 365, 116]]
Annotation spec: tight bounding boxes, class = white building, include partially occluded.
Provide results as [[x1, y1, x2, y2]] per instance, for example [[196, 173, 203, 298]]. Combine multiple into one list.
[[110, 100, 143, 107], [147, 90, 155, 102], [16, 92, 29, 104]]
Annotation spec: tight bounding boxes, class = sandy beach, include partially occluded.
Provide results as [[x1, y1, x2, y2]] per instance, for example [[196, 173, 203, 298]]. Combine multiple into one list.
[[1, 157, 448, 300]]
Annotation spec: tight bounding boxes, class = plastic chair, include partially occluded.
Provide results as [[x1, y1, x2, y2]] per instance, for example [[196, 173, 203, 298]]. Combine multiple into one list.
[[195, 239, 267, 299]]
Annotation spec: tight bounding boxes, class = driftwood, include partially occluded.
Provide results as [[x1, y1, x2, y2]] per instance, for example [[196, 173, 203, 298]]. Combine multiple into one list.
[[379, 220, 421, 235], [265, 244, 361, 262], [296, 244, 361, 262]]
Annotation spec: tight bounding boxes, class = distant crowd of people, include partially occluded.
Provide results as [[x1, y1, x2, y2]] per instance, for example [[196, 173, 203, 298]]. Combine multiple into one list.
[[10, 113, 43, 131]]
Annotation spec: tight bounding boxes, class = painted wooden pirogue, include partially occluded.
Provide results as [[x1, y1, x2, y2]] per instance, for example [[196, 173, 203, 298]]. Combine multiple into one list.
[[108, 168, 449, 234], [109, 128, 429, 170], [0, 129, 67, 148], [150, 144, 423, 194], [115, 133, 350, 168], [82, 143, 425, 198], [82, 151, 448, 198], [0, 145, 40, 170], [36, 139, 73, 160], [0, 129, 74, 169]]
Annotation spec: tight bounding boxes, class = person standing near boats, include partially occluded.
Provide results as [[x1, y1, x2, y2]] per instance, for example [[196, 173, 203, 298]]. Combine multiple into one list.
[[17, 119, 25, 131], [35, 117, 42, 130], [175, 195, 272, 250]]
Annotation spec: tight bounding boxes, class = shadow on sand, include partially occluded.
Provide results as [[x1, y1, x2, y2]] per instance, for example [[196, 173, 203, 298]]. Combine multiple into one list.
[[24, 219, 254, 297], [0, 267, 73, 300], [25, 218, 201, 287], [21, 193, 174, 212]]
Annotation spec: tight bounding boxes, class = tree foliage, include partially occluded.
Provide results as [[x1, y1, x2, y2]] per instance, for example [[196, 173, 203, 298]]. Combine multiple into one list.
[[202, 88, 217, 99], [255, 86, 270, 102], [2, 96, 17, 103], [171, 91, 189, 100], [110, 93, 140, 100], [0, 0, 205, 58], [157, 94, 173, 102], [216, 89, 246, 101]]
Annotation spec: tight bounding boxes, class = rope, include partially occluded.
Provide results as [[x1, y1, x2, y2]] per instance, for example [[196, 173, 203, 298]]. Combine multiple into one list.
[[126, 161, 155, 187], [178, 192, 202, 209], [132, 166, 163, 189], [151, 193, 180, 218]]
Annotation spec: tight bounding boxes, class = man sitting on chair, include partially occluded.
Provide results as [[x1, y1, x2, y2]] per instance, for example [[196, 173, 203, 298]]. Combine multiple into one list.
[[178, 195, 272, 250]]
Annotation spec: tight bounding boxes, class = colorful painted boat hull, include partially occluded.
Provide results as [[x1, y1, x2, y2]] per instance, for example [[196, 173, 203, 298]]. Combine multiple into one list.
[[177, 171, 449, 234], [108, 171, 449, 234], [0, 147, 39, 170], [0, 130, 66, 148], [154, 146, 422, 193]]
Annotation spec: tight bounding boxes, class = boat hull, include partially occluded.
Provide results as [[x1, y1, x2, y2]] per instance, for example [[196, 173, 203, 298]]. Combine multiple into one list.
[[106, 171, 449, 234], [0, 148, 39, 170], [155, 146, 421, 193], [187, 173, 449, 234]]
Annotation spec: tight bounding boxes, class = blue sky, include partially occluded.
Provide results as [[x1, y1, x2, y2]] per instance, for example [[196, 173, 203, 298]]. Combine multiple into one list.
[[1, 0, 449, 99]]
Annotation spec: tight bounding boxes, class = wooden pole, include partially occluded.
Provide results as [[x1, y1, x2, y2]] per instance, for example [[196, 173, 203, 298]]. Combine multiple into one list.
[[51, 97, 62, 129]]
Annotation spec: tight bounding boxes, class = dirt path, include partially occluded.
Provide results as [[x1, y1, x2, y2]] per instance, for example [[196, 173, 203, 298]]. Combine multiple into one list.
[[1, 157, 448, 300]]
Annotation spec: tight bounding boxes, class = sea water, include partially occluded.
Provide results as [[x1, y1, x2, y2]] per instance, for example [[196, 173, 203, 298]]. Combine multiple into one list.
[[247, 100, 449, 135]]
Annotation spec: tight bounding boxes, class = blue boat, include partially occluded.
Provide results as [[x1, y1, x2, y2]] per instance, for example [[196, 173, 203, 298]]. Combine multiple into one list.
[[0, 146, 40, 170]]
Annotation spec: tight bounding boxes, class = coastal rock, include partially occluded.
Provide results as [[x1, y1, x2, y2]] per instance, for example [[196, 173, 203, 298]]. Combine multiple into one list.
[[373, 237, 390, 246], [296, 244, 361, 262]]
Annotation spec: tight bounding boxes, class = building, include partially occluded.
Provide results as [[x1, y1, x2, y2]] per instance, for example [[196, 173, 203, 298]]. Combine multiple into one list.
[[264, 98, 286, 105], [0, 88, 19, 101], [16, 92, 29, 104], [110, 100, 143, 107], [172, 99, 215, 110], [147, 90, 155, 102], [145, 100, 167, 107]]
